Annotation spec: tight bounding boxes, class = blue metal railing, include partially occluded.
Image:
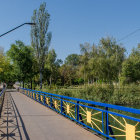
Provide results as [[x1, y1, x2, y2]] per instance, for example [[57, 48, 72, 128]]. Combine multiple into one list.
[[0, 87, 5, 94], [19, 88, 140, 140], [0, 88, 6, 116]]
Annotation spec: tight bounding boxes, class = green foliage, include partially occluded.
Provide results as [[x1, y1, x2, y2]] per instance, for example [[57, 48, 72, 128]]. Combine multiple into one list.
[[31, 2, 52, 89], [76, 37, 126, 86], [111, 84, 140, 105], [65, 54, 80, 66], [0, 48, 16, 86], [7, 41, 35, 87], [45, 49, 62, 86], [41, 84, 140, 105], [121, 45, 140, 83], [81, 84, 114, 103]]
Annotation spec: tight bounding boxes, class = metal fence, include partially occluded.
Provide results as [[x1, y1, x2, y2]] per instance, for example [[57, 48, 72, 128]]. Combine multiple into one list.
[[0, 88, 5, 117], [20, 88, 140, 140]]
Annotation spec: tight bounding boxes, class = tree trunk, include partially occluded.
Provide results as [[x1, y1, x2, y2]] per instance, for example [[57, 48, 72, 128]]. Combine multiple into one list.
[[31, 80, 32, 90], [34, 78, 36, 90], [92, 78, 94, 85], [40, 70, 43, 90], [118, 70, 120, 90], [88, 79, 90, 86], [84, 70, 86, 86], [23, 81, 24, 88], [50, 75, 52, 88]]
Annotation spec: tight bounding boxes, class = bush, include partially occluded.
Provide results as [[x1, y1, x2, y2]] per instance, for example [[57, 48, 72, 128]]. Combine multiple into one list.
[[34, 83, 140, 105], [111, 84, 140, 105], [81, 84, 114, 103]]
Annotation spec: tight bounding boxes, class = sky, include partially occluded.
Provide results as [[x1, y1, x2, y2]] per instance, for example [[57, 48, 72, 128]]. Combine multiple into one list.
[[1, 0, 140, 61]]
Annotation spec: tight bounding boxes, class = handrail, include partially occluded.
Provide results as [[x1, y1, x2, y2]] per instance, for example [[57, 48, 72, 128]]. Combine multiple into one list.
[[20, 87, 140, 140], [0, 88, 5, 96], [0, 88, 6, 117], [23, 88, 140, 114]]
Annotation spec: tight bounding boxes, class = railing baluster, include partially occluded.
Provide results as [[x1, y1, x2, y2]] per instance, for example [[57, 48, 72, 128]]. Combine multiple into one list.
[[105, 107, 109, 140], [43, 94, 45, 105], [75, 104, 77, 120], [34, 92, 35, 100], [102, 111, 104, 134], [39, 93, 40, 102], [32, 91, 33, 99], [77, 101, 79, 121], [50, 95, 53, 107], [61, 97, 63, 114]]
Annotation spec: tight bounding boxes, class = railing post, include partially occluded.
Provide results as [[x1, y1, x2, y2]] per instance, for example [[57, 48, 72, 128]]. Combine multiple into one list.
[[61, 97, 63, 114], [31, 90, 33, 99], [0, 89, 5, 117], [30, 90, 31, 98], [102, 112, 104, 134], [28, 89, 31, 97], [77, 101, 79, 121], [38, 92, 40, 102], [43, 95, 45, 105], [50, 95, 53, 107], [35, 92, 36, 101], [105, 107, 109, 140]]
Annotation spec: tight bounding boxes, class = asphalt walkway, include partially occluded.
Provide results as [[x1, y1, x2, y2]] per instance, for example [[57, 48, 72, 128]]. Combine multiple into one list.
[[0, 90, 102, 140]]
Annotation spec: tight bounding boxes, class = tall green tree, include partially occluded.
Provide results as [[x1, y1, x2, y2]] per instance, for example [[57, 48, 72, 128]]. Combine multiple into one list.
[[99, 37, 125, 82], [7, 41, 35, 88], [65, 54, 80, 67], [31, 2, 52, 89], [59, 64, 77, 86], [45, 49, 62, 86], [78, 38, 125, 85], [80, 43, 91, 84], [0, 50, 4, 73], [121, 45, 140, 83], [64, 54, 81, 85], [0, 49, 16, 86]]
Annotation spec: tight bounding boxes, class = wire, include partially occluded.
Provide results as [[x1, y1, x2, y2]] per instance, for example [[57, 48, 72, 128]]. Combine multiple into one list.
[[117, 28, 140, 42]]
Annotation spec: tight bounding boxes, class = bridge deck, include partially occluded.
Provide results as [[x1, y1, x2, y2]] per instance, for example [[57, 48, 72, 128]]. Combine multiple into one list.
[[0, 90, 102, 140]]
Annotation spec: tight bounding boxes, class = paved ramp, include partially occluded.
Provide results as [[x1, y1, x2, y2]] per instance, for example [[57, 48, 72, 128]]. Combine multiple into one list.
[[0, 91, 102, 140]]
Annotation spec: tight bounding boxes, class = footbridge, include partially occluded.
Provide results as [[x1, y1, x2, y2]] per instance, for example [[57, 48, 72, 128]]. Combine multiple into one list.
[[0, 88, 140, 140]]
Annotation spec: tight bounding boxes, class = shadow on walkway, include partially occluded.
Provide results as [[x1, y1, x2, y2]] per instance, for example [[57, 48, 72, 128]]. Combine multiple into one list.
[[0, 91, 30, 140]]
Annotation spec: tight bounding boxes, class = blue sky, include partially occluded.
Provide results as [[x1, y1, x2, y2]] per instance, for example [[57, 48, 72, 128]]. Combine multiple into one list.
[[1, 0, 140, 61]]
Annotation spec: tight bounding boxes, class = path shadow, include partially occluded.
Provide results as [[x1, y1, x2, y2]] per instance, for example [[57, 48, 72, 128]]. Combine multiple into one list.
[[0, 92, 30, 140]]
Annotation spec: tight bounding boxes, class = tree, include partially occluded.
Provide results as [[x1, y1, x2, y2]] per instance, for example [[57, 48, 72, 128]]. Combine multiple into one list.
[[59, 64, 76, 86], [99, 37, 125, 82], [7, 41, 35, 88], [78, 38, 125, 85], [80, 43, 91, 84], [0, 49, 16, 86], [0, 52, 4, 73], [65, 54, 80, 67], [121, 45, 140, 83], [45, 49, 62, 87], [31, 2, 52, 89]]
